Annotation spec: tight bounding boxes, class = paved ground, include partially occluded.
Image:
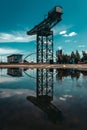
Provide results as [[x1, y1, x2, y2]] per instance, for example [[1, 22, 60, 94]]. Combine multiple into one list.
[[0, 63, 87, 69]]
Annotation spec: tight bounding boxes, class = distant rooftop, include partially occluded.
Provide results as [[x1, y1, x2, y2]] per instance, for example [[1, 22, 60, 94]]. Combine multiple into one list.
[[7, 54, 23, 58]]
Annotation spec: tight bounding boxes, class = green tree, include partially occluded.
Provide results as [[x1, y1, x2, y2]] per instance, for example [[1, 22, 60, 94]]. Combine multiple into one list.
[[75, 50, 80, 63]]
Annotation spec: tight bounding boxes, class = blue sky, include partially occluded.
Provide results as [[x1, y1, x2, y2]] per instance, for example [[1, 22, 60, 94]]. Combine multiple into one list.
[[0, 0, 87, 61]]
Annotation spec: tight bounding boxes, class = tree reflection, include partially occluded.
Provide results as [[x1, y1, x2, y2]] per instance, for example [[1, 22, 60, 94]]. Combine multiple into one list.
[[56, 69, 80, 81], [56, 68, 87, 82]]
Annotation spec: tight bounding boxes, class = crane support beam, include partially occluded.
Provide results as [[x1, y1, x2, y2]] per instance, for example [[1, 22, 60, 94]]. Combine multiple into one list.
[[37, 31, 53, 63], [36, 69, 53, 100]]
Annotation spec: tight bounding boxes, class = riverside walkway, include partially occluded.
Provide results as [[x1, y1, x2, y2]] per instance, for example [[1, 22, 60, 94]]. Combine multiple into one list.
[[0, 63, 87, 69]]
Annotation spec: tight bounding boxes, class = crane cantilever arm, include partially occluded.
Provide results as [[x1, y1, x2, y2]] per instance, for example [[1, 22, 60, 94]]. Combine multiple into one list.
[[27, 6, 63, 35]]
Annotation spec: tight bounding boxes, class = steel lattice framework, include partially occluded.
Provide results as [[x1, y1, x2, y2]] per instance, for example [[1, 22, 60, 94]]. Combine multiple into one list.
[[36, 69, 53, 101], [27, 6, 63, 63]]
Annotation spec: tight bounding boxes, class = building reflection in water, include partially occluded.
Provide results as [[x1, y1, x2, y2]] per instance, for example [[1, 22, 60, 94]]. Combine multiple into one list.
[[7, 68, 23, 77], [27, 69, 63, 123]]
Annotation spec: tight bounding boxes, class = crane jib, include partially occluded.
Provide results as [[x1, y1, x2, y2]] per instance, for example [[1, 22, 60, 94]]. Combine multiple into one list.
[[27, 6, 63, 35]]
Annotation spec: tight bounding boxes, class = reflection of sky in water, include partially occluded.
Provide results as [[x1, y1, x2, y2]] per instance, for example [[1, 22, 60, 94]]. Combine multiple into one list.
[[0, 68, 87, 130], [0, 89, 35, 98], [0, 68, 36, 90]]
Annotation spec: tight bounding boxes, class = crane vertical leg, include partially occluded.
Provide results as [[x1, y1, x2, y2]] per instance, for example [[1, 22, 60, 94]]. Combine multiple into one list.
[[37, 31, 53, 63], [37, 35, 43, 63], [36, 69, 53, 101]]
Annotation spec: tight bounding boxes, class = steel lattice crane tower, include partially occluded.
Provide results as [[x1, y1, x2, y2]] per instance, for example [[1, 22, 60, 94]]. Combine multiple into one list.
[[27, 6, 63, 63]]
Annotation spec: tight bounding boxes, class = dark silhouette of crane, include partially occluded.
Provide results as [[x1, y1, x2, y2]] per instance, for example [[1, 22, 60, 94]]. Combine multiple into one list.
[[27, 6, 63, 63]]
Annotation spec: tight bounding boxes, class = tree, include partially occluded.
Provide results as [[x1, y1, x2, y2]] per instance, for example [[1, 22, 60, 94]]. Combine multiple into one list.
[[70, 51, 75, 64], [81, 51, 87, 63], [75, 50, 80, 63]]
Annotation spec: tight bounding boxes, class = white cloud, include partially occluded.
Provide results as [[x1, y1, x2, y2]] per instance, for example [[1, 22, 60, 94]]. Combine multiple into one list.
[[63, 34, 68, 37], [59, 30, 67, 35], [56, 25, 77, 37], [63, 32, 77, 37], [69, 32, 77, 37], [0, 32, 35, 43], [0, 48, 22, 55], [53, 24, 73, 35], [78, 45, 85, 48], [58, 46, 62, 50]]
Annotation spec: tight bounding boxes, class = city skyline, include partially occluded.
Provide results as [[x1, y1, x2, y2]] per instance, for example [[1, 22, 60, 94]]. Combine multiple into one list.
[[0, 0, 87, 62]]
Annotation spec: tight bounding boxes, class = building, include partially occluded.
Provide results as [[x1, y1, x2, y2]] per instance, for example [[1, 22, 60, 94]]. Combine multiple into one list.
[[7, 54, 23, 63], [56, 49, 62, 55], [56, 49, 63, 63]]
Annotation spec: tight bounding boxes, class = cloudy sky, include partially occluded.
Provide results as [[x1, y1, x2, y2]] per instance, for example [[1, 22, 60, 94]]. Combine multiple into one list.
[[0, 0, 87, 61]]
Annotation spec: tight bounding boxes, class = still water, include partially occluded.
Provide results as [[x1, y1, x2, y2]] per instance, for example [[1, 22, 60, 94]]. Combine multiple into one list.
[[0, 68, 87, 130]]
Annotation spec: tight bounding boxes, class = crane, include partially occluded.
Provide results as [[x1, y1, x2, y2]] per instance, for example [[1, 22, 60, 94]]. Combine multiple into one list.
[[27, 6, 63, 63]]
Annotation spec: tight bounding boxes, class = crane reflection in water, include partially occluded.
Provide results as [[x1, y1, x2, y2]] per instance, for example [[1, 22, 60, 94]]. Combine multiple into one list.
[[27, 68, 63, 123]]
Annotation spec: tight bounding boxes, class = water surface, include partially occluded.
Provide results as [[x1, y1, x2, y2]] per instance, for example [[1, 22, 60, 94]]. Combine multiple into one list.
[[0, 68, 87, 130]]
